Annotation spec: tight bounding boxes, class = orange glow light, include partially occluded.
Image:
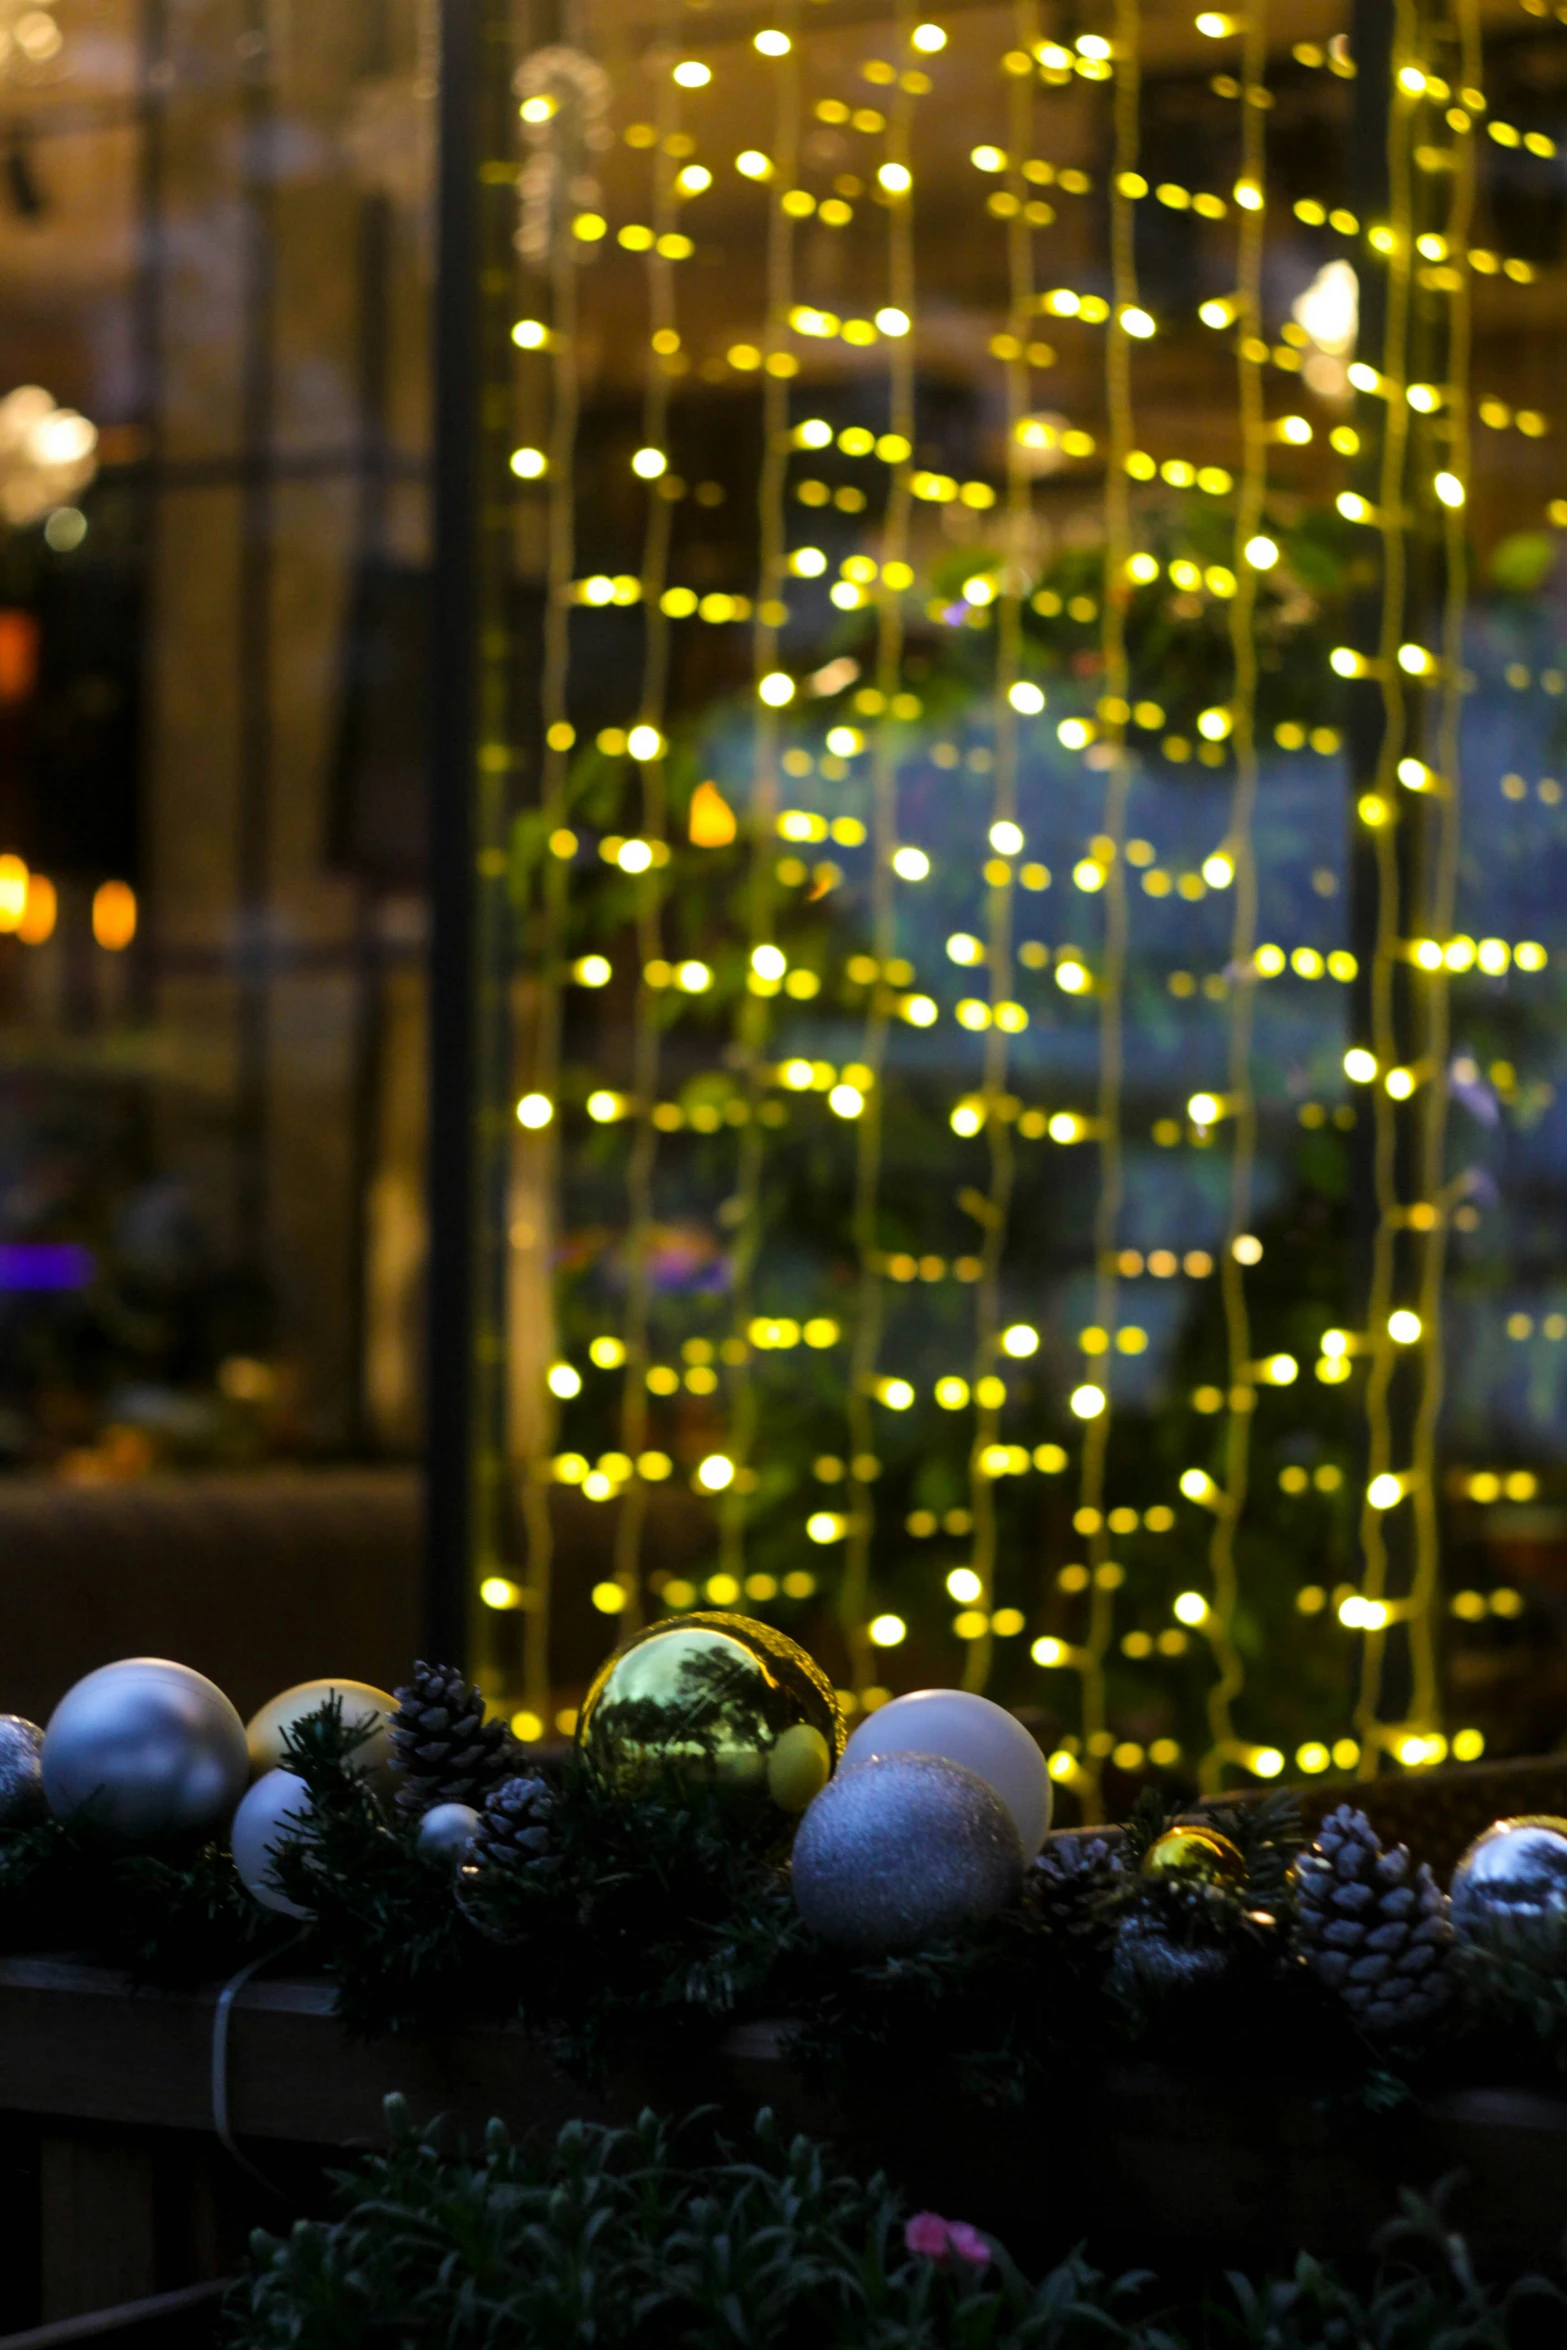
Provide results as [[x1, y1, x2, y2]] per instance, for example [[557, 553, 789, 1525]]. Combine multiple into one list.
[[18, 874, 56, 945], [688, 779, 737, 847], [92, 879, 137, 951], [0, 854, 27, 931]]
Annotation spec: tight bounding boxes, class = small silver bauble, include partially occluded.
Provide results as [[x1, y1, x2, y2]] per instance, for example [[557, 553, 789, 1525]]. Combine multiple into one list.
[[0, 1717, 45, 1830], [230, 1768, 315, 1917], [791, 1754, 1023, 1952], [1450, 1816, 1567, 1968], [417, 1800, 481, 1864], [43, 1659, 250, 1843]]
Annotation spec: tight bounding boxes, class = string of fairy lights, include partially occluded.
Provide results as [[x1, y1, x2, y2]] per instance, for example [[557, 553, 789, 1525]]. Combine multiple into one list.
[[841, 8, 916, 1699], [486, 2, 1557, 1776]]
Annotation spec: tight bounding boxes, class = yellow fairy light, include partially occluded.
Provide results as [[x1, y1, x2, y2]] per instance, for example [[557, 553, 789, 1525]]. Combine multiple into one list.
[[546, 1361, 582, 1399], [516, 1092, 553, 1128], [673, 59, 711, 86]]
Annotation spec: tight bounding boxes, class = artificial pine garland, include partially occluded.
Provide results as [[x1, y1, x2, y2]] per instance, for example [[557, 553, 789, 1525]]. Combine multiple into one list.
[[2, 1692, 1567, 2117]]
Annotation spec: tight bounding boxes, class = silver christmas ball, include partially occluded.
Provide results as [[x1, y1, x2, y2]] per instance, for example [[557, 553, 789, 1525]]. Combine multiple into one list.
[[417, 1800, 481, 1864], [0, 1717, 45, 1830], [1450, 1816, 1567, 1968], [791, 1754, 1023, 1952], [43, 1659, 249, 1843], [231, 1768, 315, 1917]]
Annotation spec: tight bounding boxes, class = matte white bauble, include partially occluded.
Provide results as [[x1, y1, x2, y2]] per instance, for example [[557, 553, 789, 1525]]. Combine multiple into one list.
[[841, 1688, 1052, 1854], [230, 1768, 316, 1917], [43, 1659, 250, 1843], [416, 1801, 481, 1864]]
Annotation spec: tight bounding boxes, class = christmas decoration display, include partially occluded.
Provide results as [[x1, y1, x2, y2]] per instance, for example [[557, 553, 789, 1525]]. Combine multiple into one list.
[[1294, 1805, 1452, 2035], [577, 1614, 843, 1802], [231, 1768, 316, 1918], [388, 1663, 520, 1816], [247, 1681, 397, 1788], [1449, 1817, 1567, 1969], [5, 1651, 1567, 2123], [791, 1754, 1023, 1951], [0, 1718, 45, 1831], [841, 1689, 1052, 1854], [41, 1659, 249, 1842]]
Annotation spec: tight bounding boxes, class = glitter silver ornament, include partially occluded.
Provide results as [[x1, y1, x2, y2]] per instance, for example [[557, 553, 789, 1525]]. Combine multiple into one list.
[[43, 1659, 249, 1843], [791, 1754, 1023, 1951], [1450, 1815, 1567, 1969], [0, 1717, 45, 1830], [416, 1800, 481, 1864]]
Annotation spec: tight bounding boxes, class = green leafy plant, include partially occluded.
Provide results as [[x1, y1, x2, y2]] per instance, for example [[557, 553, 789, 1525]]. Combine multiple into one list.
[[229, 2104, 1560, 2350]]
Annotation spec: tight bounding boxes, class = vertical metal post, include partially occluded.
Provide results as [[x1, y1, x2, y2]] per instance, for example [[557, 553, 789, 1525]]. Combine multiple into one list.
[[425, 0, 483, 1667], [425, 0, 521, 1680]]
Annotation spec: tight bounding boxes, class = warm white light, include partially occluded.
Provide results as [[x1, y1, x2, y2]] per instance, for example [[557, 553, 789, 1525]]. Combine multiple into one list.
[[1008, 681, 1046, 716], [829, 1084, 865, 1119], [754, 28, 791, 54], [547, 1361, 582, 1398], [516, 1092, 553, 1128], [696, 1453, 735, 1491], [869, 1613, 907, 1646], [1174, 1590, 1209, 1625], [1293, 259, 1358, 355], [1120, 305, 1156, 338], [627, 724, 663, 761], [758, 671, 795, 706], [1367, 1472, 1404, 1510], [1244, 535, 1279, 569], [1434, 471, 1465, 508], [990, 821, 1024, 854], [510, 447, 547, 478], [632, 447, 668, 479], [1002, 1323, 1040, 1358], [877, 167, 912, 198], [751, 944, 786, 981], [673, 59, 711, 85], [736, 150, 772, 180], [892, 846, 930, 880], [1389, 1310, 1422, 1343], [1344, 1048, 1377, 1083], [1070, 1383, 1106, 1418]]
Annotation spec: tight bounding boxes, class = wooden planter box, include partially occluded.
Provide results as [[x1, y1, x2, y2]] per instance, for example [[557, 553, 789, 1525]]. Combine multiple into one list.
[[0, 1953, 1564, 2340]]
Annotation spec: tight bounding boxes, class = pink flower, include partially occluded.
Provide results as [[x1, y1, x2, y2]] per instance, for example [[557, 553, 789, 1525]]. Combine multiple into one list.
[[904, 2212, 991, 2269]]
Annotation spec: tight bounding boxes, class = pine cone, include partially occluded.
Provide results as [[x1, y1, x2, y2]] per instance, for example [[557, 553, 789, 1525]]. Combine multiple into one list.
[[469, 1773, 559, 1879], [1028, 1834, 1125, 1937], [388, 1661, 519, 1816], [1294, 1803, 1452, 2034]]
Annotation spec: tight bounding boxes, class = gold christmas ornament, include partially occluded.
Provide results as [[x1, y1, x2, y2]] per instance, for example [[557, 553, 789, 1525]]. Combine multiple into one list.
[[245, 1680, 397, 1788], [1140, 1823, 1246, 1889], [578, 1612, 842, 1803]]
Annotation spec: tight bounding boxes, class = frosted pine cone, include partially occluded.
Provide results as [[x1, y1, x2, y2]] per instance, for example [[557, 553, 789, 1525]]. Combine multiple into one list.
[[389, 1661, 518, 1816], [1294, 1803, 1452, 2034], [1028, 1834, 1125, 1938], [469, 1773, 559, 1879]]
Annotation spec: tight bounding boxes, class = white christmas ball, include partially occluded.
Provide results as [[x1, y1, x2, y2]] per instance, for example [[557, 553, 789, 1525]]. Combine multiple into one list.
[[841, 1688, 1052, 1854], [231, 1768, 316, 1917], [417, 1801, 481, 1864], [43, 1659, 249, 1843]]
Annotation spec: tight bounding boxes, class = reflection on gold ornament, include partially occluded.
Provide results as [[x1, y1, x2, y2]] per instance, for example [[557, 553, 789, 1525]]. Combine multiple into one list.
[[578, 1612, 842, 1804], [1140, 1823, 1245, 1889], [245, 1679, 397, 1788]]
